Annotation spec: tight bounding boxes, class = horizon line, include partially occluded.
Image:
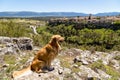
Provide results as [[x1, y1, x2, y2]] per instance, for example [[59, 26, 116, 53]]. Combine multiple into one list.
[[0, 11, 120, 14]]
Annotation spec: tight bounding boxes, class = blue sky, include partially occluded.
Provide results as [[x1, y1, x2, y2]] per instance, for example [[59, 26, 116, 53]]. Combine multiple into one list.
[[0, 0, 120, 14]]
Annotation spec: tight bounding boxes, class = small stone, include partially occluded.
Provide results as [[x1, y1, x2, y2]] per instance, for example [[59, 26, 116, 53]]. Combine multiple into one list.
[[38, 75, 41, 77], [81, 59, 89, 65], [2, 64, 9, 68], [58, 68, 63, 75], [73, 56, 81, 63], [97, 69, 111, 79], [73, 64, 79, 68]]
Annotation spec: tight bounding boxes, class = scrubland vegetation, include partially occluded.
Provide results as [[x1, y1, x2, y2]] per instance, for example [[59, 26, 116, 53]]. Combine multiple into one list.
[[0, 17, 120, 51], [47, 17, 120, 51]]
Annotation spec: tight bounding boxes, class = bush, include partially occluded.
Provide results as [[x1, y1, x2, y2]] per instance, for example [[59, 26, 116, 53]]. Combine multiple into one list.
[[4, 54, 16, 64], [47, 23, 120, 51], [90, 60, 104, 70], [0, 21, 31, 37], [90, 60, 120, 79], [105, 65, 120, 80]]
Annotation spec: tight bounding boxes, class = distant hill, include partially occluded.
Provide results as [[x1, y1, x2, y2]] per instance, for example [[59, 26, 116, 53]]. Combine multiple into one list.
[[95, 12, 120, 16], [0, 11, 120, 17]]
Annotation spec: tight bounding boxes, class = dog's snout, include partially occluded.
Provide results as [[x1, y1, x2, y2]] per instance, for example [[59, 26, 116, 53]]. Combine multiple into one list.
[[59, 37, 64, 42], [62, 37, 64, 41]]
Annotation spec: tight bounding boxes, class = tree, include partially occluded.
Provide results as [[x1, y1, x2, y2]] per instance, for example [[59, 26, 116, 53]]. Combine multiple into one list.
[[88, 14, 92, 20]]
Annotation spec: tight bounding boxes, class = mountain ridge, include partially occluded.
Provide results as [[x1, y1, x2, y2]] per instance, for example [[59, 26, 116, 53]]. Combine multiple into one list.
[[0, 11, 120, 17]]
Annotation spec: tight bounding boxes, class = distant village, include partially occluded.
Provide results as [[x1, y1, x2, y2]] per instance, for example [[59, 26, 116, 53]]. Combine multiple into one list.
[[48, 15, 120, 30], [50, 14, 120, 23]]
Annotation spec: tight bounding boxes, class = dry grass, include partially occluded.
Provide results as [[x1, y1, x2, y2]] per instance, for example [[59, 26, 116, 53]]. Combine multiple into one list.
[[0, 51, 34, 80]]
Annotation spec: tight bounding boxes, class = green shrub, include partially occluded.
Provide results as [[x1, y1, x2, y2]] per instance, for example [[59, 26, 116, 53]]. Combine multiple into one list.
[[4, 54, 16, 64], [61, 61, 71, 68], [90, 60, 104, 70], [105, 65, 120, 79], [63, 73, 76, 80], [0, 21, 31, 37], [71, 67, 81, 73]]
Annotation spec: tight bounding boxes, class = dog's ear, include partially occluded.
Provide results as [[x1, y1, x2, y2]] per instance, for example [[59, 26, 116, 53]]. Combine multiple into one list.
[[52, 37, 57, 42]]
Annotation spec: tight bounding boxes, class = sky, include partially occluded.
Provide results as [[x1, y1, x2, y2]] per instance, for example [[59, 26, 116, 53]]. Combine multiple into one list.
[[0, 0, 120, 14]]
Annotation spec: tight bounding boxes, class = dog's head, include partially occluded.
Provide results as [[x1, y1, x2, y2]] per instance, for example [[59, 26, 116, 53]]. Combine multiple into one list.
[[50, 35, 64, 51], [51, 35, 64, 43]]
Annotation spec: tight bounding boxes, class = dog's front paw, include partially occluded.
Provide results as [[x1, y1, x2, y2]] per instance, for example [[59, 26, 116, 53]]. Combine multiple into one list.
[[47, 66, 54, 71]]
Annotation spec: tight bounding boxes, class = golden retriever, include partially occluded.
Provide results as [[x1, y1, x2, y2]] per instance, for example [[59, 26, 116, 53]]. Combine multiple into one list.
[[12, 35, 64, 79]]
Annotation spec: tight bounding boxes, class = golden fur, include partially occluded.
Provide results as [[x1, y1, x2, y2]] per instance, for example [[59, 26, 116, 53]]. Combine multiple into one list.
[[12, 35, 64, 79]]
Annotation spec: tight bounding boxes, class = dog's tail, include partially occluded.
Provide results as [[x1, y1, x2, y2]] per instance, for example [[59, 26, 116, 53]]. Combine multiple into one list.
[[12, 65, 32, 79]]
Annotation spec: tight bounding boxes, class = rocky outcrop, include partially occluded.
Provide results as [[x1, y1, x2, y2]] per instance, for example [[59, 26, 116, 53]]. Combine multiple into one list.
[[73, 50, 120, 69], [10, 48, 120, 80], [0, 37, 33, 54], [0, 45, 120, 80]]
